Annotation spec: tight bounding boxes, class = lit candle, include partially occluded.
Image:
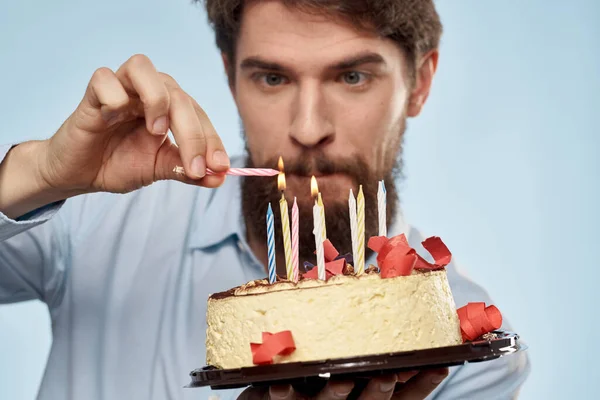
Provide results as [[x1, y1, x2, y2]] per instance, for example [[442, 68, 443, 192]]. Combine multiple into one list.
[[348, 189, 358, 269], [313, 203, 326, 280], [291, 197, 299, 282], [317, 192, 327, 240], [311, 176, 326, 280], [378, 180, 387, 237], [278, 170, 293, 281], [266, 203, 277, 283], [356, 185, 365, 274]]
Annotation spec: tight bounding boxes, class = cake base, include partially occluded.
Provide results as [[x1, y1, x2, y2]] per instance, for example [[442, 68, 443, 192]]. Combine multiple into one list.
[[187, 330, 525, 395]]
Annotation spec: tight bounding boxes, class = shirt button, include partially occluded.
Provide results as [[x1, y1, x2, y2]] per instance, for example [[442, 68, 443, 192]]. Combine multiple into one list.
[[237, 240, 245, 252]]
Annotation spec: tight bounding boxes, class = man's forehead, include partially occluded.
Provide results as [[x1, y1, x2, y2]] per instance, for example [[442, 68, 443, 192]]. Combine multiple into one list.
[[236, 1, 396, 68]]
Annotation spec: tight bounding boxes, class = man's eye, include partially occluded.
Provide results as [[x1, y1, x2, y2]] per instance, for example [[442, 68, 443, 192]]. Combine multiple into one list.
[[260, 73, 286, 86], [341, 71, 368, 85]]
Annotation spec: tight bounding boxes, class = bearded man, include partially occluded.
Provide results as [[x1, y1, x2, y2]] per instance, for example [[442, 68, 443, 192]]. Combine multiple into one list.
[[0, 0, 530, 399]]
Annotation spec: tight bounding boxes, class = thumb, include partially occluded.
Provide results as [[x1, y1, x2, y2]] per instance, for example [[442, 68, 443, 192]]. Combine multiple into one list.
[[154, 140, 226, 188]]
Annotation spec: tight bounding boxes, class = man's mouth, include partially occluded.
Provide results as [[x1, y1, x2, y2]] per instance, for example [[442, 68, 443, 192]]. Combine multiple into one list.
[[287, 172, 346, 180], [285, 173, 355, 194]]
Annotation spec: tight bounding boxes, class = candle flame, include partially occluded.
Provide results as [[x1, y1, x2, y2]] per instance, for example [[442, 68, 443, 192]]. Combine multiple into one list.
[[310, 176, 319, 198], [278, 156, 284, 171], [278, 172, 286, 191]]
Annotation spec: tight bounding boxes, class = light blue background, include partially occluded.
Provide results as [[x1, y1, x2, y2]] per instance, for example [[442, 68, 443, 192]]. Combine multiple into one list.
[[1, 0, 598, 399]]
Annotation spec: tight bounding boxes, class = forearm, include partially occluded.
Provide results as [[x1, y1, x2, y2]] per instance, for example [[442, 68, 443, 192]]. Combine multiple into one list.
[[0, 141, 68, 219]]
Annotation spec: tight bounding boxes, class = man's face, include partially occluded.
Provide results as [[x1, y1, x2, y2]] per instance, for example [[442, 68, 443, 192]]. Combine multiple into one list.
[[232, 0, 410, 198], [229, 0, 421, 263]]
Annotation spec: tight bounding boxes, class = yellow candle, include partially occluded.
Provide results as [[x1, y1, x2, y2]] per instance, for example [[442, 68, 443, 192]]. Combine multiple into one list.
[[278, 173, 293, 281], [356, 185, 365, 274]]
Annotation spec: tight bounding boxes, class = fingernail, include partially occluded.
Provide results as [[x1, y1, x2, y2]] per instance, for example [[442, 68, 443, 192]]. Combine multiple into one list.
[[269, 385, 292, 399], [152, 116, 168, 135], [212, 150, 230, 168], [333, 383, 353, 397], [431, 375, 446, 384], [380, 380, 397, 392], [190, 155, 206, 178], [397, 370, 417, 383]]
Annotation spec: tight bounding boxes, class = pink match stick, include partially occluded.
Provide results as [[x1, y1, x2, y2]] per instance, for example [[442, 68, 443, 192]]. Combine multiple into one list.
[[173, 166, 279, 177], [206, 168, 279, 176]]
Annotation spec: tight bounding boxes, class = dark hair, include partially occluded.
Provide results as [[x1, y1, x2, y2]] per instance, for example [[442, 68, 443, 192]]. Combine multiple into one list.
[[199, 0, 442, 82]]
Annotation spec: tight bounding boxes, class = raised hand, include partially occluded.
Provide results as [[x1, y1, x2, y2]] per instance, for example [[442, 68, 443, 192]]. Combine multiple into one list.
[[40, 53, 230, 198]]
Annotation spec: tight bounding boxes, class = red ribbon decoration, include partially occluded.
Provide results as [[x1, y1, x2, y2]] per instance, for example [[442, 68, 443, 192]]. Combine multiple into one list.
[[367, 234, 452, 278], [303, 258, 345, 280], [322, 239, 340, 262], [305, 240, 346, 280], [456, 302, 503, 341], [250, 331, 296, 365]]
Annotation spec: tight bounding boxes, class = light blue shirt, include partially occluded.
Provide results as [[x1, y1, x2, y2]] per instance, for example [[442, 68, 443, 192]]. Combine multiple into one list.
[[0, 144, 530, 400]]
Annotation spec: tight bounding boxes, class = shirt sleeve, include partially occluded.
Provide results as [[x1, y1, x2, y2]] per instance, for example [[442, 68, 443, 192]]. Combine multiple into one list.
[[0, 143, 69, 307], [433, 261, 531, 399]]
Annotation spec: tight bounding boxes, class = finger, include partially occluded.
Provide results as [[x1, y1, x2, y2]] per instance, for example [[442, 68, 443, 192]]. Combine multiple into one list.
[[238, 386, 268, 400], [160, 73, 230, 174], [155, 140, 228, 188], [154, 148, 225, 188], [396, 371, 419, 383], [268, 384, 295, 400], [165, 85, 208, 179], [314, 380, 354, 400], [357, 374, 397, 400], [392, 368, 449, 400], [116, 54, 171, 135], [197, 174, 227, 189], [191, 100, 230, 172], [77, 67, 131, 132]]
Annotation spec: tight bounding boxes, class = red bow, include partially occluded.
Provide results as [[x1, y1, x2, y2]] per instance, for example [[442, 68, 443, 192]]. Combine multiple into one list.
[[302, 258, 345, 280], [367, 234, 452, 278], [456, 302, 503, 341], [304, 240, 346, 280], [250, 331, 296, 365]]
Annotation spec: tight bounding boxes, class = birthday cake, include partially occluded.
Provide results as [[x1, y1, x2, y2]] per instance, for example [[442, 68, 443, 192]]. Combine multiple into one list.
[[205, 234, 503, 369]]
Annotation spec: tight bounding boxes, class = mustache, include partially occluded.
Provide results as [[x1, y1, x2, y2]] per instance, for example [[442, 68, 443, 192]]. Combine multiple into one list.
[[247, 151, 373, 180]]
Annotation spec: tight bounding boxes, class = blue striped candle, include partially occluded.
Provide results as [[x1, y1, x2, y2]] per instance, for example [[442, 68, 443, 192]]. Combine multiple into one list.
[[266, 203, 277, 284]]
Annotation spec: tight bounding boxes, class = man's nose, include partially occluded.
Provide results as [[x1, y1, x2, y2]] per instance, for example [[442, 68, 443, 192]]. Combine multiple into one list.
[[289, 81, 334, 149]]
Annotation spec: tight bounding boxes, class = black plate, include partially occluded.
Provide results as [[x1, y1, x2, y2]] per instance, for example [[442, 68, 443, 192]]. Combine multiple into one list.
[[187, 330, 525, 395]]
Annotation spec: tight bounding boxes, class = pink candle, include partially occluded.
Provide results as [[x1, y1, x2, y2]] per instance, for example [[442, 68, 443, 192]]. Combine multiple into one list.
[[206, 167, 279, 176], [291, 197, 299, 282], [173, 166, 279, 177]]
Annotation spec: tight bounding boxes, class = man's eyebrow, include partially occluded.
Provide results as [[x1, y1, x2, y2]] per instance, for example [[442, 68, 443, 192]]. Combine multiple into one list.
[[240, 57, 285, 71], [239, 52, 386, 72], [330, 52, 386, 70]]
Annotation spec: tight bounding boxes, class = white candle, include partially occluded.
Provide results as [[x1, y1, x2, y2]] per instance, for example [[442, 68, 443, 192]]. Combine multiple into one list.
[[378, 180, 387, 237], [317, 193, 327, 240], [349, 189, 358, 269], [313, 202, 326, 280]]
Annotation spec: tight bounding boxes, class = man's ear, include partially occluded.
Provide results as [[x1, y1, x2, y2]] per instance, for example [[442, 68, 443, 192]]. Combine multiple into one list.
[[407, 49, 439, 117], [221, 53, 235, 96]]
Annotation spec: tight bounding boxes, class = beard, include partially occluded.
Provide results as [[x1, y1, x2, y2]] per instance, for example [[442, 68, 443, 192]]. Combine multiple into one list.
[[241, 128, 405, 273]]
